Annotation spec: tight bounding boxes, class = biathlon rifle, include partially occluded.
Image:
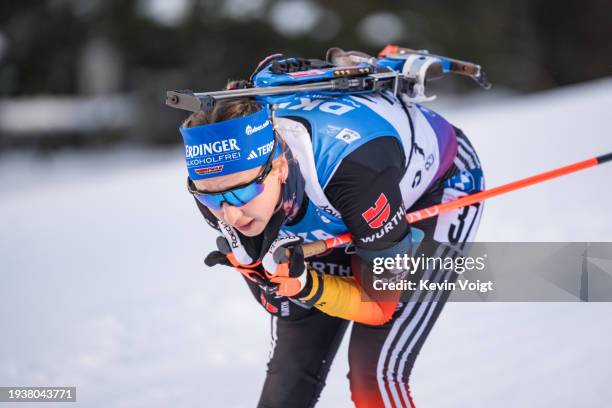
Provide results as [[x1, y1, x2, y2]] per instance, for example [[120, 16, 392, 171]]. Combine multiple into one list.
[[165, 45, 491, 113]]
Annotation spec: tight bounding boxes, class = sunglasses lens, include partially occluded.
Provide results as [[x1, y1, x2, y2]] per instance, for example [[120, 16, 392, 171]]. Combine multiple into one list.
[[192, 182, 265, 209], [193, 194, 224, 210], [224, 183, 265, 206]]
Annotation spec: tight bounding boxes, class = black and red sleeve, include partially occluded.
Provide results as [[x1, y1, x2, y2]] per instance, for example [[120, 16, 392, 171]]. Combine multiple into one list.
[[324, 136, 409, 252]]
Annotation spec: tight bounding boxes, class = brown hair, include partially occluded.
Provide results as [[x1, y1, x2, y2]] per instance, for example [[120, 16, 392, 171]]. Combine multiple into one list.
[[182, 80, 287, 172]]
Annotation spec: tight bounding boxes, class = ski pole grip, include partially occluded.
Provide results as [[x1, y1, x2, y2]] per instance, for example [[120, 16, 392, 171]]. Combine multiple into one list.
[[282, 240, 330, 260], [303, 240, 330, 258]]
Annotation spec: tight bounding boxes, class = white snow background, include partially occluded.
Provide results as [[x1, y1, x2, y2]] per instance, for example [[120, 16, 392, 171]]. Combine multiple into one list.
[[1, 78, 611, 407]]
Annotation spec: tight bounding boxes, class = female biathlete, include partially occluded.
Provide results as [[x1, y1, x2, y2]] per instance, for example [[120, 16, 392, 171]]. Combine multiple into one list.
[[178, 56, 485, 407]]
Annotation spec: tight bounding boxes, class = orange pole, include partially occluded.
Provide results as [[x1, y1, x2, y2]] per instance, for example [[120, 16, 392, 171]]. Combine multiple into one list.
[[303, 153, 611, 258]]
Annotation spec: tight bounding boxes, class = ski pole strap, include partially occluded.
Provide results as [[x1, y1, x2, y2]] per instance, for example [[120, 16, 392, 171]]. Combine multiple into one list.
[[226, 252, 268, 284]]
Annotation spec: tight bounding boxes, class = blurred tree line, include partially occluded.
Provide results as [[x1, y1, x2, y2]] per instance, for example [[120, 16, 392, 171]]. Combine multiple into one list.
[[0, 0, 610, 146]]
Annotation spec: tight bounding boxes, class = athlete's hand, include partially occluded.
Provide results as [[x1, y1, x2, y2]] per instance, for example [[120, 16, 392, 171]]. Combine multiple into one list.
[[262, 235, 311, 297], [204, 220, 269, 287]]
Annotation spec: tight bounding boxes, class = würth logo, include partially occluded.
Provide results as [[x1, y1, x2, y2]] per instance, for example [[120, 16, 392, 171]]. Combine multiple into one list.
[[361, 193, 391, 229]]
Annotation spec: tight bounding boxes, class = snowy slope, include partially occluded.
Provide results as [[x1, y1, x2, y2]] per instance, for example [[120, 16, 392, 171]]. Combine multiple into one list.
[[1, 78, 611, 408]]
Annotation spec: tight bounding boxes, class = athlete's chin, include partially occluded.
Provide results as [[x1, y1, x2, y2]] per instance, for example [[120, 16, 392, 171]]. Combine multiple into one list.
[[236, 220, 265, 236]]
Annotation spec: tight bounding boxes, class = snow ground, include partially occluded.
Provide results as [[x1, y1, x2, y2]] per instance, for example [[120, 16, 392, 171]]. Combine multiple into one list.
[[1, 78, 611, 407]]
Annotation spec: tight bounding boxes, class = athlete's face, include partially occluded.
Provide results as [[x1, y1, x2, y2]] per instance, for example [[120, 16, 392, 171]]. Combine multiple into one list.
[[193, 156, 288, 236]]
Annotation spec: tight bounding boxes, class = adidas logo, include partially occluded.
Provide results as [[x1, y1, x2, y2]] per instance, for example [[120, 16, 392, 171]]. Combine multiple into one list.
[[247, 150, 258, 160]]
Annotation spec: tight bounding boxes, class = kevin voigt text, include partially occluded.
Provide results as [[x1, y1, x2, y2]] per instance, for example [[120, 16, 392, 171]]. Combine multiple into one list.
[[373, 278, 494, 293]]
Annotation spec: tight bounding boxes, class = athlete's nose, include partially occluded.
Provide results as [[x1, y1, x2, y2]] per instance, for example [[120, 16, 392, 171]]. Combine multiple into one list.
[[221, 202, 244, 226]]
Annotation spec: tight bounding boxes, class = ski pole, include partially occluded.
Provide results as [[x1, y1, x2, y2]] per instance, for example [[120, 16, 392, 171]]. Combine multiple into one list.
[[296, 152, 612, 259]]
